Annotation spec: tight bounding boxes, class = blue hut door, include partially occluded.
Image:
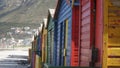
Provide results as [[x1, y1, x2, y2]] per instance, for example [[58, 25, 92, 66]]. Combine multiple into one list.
[[59, 19, 69, 66], [59, 23, 63, 66]]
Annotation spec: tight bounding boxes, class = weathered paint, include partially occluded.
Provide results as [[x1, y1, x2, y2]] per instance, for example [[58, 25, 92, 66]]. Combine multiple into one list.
[[54, 0, 72, 66], [103, 0, 120, 68]]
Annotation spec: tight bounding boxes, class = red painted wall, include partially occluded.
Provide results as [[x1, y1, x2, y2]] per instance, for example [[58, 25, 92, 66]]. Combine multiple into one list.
[[80, 0, 95, 66], [78, 0, 103, 67]]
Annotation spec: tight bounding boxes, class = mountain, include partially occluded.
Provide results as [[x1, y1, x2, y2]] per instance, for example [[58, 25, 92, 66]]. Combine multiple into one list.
[[0, 0, 57, 39], [0, 0, 57, 23]]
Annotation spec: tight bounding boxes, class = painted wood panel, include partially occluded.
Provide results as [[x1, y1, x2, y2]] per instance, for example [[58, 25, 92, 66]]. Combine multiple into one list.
[[80, 0, 94, 66], [55, 0, 72, 66]]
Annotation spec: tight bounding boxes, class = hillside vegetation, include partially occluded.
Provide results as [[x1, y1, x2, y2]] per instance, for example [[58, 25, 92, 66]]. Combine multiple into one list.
[[0, 0, 57, 39]]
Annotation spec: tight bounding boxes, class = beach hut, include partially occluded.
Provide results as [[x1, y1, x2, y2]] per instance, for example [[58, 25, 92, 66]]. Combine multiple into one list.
[[35, 24, 43, 68], [46, 9, 55, 65], [41, 18, 48, 64], [31, 35, 37, 68], [54, 0, 72, 66]]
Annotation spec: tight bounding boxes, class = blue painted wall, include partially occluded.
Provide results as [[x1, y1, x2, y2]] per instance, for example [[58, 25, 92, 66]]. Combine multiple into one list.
[[53, 20, 58, 66], [36, 35, 41, 56], [55, 0, 72, 66]]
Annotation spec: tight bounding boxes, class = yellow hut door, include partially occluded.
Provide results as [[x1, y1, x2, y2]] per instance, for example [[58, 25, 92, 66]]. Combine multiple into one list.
[[103, 0, 120, 68], [64, 19, 68, 66]]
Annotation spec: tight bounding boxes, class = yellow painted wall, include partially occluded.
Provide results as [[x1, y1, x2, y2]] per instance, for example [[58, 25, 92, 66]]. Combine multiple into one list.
[[35, 55, 41, 68], [42, 29, 47, 63]]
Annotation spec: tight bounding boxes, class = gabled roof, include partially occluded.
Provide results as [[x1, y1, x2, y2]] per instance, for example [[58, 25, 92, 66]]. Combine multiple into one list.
[[41, 18, 47, 34], [32, 35, 35, 42], [53, 0, 62, 20], [54, 0, 73, 20], [49, 9, 55, 18], [46, 9, 55, 29], [38, 23, 43, 33], [43, 18, 48, 28]]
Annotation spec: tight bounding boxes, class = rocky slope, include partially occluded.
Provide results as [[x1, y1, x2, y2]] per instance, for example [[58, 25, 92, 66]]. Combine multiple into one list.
[[0, 0, 57, 39], [0, 0, 57, 23]]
